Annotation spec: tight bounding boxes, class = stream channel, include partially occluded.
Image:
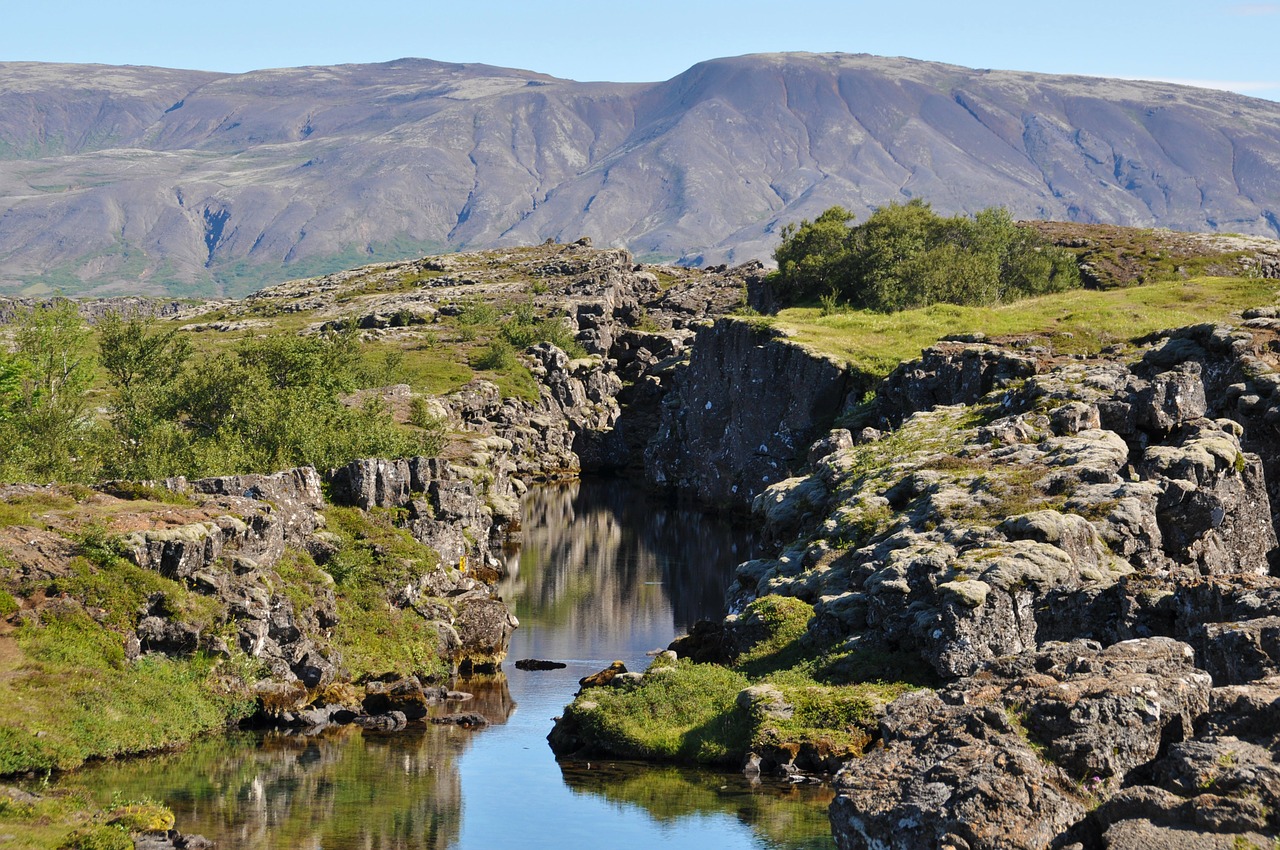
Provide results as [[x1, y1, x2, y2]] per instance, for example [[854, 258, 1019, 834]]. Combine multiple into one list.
[[70, 478, 837, 849]]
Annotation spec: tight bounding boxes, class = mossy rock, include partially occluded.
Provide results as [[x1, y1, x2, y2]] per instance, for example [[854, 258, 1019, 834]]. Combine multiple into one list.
[[107, 801, 175, 832]]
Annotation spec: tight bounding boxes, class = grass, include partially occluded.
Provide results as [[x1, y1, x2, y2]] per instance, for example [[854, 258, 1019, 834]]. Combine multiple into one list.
[[770, 276, 1277, 381], [0, 606, 251, 775], [0, 786, 175, 850], [565, 660, 752, 763], [320, 507, 450, 682], [560, 596, 921, 768]]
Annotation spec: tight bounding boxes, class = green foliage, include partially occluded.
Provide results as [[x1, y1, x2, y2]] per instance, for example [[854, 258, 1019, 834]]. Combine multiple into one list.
[[333, 597, 447, 683], [471, 338, 518, 372], [407, 397, 449, 456], [97, 312, 194, 480], [498, 302, 585, 357], [773, 200, 1080, 312], [56, 825, 133, 850], [0, 302, 99, 483], [320, 507, 448, 681], [735, 596, 815, 679]]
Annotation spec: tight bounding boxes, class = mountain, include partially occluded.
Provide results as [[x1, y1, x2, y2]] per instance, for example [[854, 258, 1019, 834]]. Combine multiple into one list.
[[1, 53, 1279, 297]]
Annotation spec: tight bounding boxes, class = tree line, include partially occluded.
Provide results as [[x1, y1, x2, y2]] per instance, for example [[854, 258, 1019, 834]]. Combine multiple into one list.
[[0, 303, 442, 484]]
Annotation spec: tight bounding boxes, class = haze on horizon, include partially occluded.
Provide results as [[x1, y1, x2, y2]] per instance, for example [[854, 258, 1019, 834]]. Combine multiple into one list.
[[2, 0, 1278, 103]]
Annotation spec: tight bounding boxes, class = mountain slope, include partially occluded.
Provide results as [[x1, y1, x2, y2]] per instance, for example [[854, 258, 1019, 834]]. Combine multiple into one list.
[[1, 53, 1278, 296]]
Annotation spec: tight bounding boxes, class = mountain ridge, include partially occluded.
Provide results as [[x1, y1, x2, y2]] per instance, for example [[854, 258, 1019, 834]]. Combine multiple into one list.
[[1, 52, 1279, 297]]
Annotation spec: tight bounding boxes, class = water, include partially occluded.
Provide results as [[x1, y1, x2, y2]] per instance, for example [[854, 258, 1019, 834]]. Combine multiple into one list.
[[70, 479, 836, 849]]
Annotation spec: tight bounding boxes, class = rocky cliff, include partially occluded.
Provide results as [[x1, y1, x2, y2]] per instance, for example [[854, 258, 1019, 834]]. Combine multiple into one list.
[[709, 322, 1280, 848]]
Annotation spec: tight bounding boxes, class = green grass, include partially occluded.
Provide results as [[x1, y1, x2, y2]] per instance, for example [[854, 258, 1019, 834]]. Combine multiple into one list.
[[770, 276, 1277, 381], [0, 785, 175, 849], [0, 607, 251, 775], [565, 660, 752, 763], [560, 596, 921, 768], [332, 595, 448, 683], [320, 507, 450, 682]]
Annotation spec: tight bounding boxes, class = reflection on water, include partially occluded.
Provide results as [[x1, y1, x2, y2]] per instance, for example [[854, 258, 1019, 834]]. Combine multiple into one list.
[[70, 479, 835, 850], [500, 478, 756, 661], [76, 726, 474, 850], [561, 762, 837, 850]]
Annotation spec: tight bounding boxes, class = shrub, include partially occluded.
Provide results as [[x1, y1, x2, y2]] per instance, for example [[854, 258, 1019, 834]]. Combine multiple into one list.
[[773, 200, 1080, 311]]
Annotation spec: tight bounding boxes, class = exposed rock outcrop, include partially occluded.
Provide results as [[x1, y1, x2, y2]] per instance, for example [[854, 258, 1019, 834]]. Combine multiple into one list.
[[646, 319, 854, 511], [648, 318, 1280, 848]]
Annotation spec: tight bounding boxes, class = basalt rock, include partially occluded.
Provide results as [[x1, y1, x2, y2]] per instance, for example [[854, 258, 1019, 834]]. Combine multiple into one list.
[[663, 324, 1280, 848], [646, 318, 853, 512]]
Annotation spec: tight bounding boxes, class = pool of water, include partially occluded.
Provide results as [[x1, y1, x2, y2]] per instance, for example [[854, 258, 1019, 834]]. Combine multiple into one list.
[[69, 479, 837, 849]]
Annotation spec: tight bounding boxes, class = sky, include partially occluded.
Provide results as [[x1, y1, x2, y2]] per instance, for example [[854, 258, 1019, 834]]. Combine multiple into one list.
[[2, 0, 1278, 102]]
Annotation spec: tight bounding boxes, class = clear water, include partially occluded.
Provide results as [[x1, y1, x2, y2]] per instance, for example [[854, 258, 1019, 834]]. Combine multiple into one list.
[[70, 479, 837, 849]]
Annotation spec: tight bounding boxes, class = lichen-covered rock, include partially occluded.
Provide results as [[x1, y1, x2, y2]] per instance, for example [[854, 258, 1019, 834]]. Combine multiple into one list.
[[830, 690, 1085, 850]]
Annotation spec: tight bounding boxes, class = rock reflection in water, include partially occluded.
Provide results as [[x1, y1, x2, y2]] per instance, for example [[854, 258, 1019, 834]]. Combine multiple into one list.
[[73, 676, 516, 850], [502, 478, 756, 654], [560, 761, 836, 850]]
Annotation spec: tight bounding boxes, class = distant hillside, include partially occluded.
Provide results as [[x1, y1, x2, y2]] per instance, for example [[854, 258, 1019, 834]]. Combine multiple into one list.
[[1, 53, 1279, 297]]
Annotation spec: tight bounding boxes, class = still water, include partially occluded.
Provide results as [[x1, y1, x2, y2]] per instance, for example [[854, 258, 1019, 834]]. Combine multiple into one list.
[[72, 479, 837, 849]]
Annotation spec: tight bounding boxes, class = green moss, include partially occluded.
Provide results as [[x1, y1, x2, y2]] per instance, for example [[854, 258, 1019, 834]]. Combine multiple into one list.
[[333, 595, 447, 683], [320, 508, 449, 682], [566, 660, 752, 764]]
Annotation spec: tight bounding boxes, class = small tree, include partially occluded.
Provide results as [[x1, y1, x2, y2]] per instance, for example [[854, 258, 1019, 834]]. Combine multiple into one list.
[[3, 301, 97, 481], [98, 312, 194, 479]]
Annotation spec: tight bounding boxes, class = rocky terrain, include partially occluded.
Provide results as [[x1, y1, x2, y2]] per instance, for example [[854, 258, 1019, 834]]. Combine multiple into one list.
[[4, 235, 1280, 847], [571, 314, 1280, 847], [2, 53, 1280, 296]]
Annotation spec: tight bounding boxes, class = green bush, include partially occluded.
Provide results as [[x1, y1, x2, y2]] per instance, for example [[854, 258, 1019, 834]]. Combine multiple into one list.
[[773, 200, 1080, 311]]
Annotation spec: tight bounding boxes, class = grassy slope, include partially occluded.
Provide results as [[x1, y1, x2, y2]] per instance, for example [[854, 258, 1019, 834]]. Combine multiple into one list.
[[768, 276, 1277, 380]]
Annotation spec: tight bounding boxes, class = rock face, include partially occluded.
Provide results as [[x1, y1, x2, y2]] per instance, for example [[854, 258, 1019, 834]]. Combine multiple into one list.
[[659, 319, 1280, 848], [113, 461, 522, 688], [3, 55, 1280, 296], [646, 319, 853, 511]]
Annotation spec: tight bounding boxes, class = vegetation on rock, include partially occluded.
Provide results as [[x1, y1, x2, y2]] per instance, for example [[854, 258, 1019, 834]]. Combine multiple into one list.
[[553, 596, 917, 769]]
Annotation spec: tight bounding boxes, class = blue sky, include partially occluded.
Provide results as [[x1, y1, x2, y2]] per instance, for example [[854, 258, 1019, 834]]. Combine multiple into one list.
[[3, 0, 1278, 102]]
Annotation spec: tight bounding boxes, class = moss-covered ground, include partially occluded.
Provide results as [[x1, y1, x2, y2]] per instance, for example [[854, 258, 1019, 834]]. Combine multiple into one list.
[[0, 785, 176, 850], [558, 596, 922, 769]]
